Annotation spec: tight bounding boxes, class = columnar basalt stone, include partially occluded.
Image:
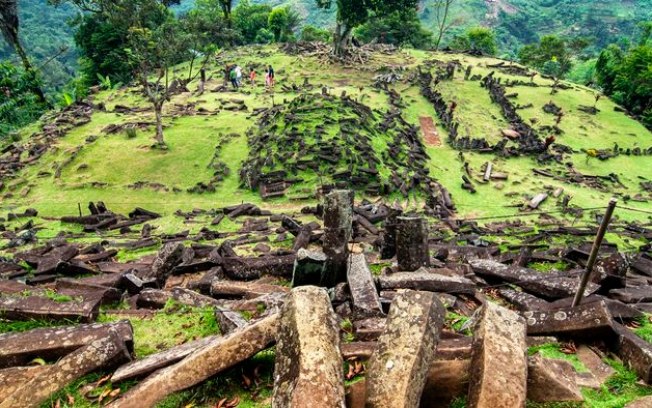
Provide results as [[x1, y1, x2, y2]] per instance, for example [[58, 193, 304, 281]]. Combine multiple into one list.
[[378, 269, 476, 294], [111, 335, 219, 383], [0, 320, 133, 368], [0, 366, 49, 401], [272, 286, 345, 407], [612, 323, 652, 384], [467, 302, 527, 408], [322, 190, 354, 287], [292, 248, 327, 287], [527, 353, 583, 403], [347, 254, 383, 318], [380, 206, 402, 259], [143, 242, 185, 283], [107, 315, 279, 408], [396, 217, 429, 271], [0, 329, 131, 408], [523, 299, 615, 338], [365, 290, 445, 408]]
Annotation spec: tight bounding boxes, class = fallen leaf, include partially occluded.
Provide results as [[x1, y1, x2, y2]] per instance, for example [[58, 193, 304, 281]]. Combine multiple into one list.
[[226, 396, 240, 407], [242, 373, 252, 388], [97, 375, 111, 387], [66, 394, 75, 405], [97, 388, 112, 404], [30, 357, 47, 366]]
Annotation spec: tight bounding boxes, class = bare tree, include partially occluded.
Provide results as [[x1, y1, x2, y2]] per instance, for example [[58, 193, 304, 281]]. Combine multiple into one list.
[[433, 0, 460, 51]]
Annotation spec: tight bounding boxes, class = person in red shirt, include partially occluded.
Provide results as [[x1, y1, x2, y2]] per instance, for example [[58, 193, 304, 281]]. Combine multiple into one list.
[[249, 68, 256, 87]]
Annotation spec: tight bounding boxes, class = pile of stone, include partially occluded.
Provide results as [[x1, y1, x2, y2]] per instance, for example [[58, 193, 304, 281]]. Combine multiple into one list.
[[239, 91, 445, 201], [2, 191, 652, 406]]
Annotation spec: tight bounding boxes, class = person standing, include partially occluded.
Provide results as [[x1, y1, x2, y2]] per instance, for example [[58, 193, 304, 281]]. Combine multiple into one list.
[[230, 67, 239, 90], [235, 65, 243, 87], [249, 68, 257, 87], [268, 65, 275, 88]]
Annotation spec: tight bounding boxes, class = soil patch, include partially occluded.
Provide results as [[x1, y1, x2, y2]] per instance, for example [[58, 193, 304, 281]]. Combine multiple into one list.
[[420, 116, 441, 146]]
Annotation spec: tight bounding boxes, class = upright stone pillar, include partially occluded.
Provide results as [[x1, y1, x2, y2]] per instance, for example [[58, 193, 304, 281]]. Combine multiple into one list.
[[396, 216, 429, 271], [380, 206, 403, 260], [322, 190, 353, 287]]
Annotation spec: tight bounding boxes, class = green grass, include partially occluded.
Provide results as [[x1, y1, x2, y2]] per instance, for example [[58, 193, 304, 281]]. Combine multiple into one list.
[[1, 45, 650, 236], [634, 314, 652, 343], [581, 359, 652, 408], [528, 343, 589, 373], [0, 317, 81, 333], [369, 262, 392, 276], [43, 288, 75, 303], [445, 312, 471, 335], [528, 261, 569, 273], [97, 300, 219, 358]]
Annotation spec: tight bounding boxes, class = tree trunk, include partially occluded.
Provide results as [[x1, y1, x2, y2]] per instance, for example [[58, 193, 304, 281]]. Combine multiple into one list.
[[333, 23, 352, 56], [434, 3, 451, 51], [13, 40, 47, 104], [154, 102, 165, 148]]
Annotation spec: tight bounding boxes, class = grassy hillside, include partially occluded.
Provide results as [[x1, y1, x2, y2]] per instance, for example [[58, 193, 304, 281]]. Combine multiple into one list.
[[2, 45, 651, 242]]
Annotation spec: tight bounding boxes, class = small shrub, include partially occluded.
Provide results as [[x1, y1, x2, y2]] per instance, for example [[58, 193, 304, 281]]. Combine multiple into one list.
[[125, 127, 138, 139]]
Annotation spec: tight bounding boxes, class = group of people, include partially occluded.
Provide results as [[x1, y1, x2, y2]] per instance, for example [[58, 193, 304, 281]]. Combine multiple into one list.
[[227, 64, 275, 90]]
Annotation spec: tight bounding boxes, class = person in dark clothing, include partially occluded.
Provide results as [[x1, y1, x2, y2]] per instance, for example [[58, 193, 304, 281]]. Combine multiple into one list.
[[267, 65, 275, 88]]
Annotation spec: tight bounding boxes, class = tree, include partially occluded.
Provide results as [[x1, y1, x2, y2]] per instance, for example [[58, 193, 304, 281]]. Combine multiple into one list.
[[268, 8, 289, 42], [301, 25, 331, 43], [182, 0, 239, 54], [595, 44, 624, 95], [315, 0, 419, 55], [125, 15, 186, 148], [450, 27, 497, 55], [432, 0, 459, 51], [267, 6, 300, 42], [0, 0, 47, 103], [50, 0, 178, 86], [77, 0, 192, 148], [355, 9, 432, 49], [0, 61, 48, 140], [217, 0, 233, 27], [518, 35, 576, 78], [595, 41, 652, 128], [233, 0, 272, 44]]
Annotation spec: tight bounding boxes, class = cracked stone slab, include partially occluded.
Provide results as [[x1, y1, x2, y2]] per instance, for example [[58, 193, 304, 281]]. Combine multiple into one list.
[[347, 254, 383, 318], [468, 302, 527, 408], [272, 286, 345, 407], [523, 299, 615, 339]]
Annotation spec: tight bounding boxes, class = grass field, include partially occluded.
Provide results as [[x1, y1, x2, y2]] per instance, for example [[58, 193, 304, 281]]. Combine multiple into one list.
[[1, 45, 651, 237]]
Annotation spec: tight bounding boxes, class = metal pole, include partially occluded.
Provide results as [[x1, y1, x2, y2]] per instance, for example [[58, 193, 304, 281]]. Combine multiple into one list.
[[572, 198, 618, 307]]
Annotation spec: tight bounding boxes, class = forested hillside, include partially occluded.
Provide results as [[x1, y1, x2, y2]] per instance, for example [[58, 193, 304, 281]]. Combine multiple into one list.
[[4, 0, 652, 88], [0, 0, 79, 90]]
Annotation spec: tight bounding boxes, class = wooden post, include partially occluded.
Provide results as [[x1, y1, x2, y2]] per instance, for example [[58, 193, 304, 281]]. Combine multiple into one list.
[[572, 198, 618, 307]]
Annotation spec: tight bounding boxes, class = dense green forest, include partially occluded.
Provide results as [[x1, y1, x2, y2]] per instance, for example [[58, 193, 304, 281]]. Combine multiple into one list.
[[0, 0, 80, 90], [4, 0, 652, 87]]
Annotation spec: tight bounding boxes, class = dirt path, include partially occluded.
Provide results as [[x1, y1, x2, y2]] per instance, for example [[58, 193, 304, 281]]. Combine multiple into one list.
[[420, 116, 441, 146]]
